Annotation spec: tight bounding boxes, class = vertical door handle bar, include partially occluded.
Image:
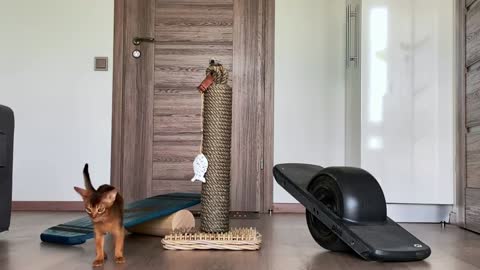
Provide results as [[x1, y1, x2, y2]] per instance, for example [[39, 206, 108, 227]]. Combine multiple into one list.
[[354, 4, 360, 67], [348, 4, 359, 66], [346, 4, 351, 67]]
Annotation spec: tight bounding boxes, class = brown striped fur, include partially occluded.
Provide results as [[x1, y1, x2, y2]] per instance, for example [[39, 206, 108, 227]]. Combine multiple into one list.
[[74, 164, 125, 267]]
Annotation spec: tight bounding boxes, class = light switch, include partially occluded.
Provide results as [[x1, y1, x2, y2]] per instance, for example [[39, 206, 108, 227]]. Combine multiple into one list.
[[94, 57, 108, 71]]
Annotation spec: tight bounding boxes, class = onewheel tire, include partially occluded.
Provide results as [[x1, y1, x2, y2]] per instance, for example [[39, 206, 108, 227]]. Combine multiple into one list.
[[306, 174, 351, 252]]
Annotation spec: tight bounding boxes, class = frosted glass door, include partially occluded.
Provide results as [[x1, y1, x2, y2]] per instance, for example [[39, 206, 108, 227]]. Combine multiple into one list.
[[360, 0, 454, 204]]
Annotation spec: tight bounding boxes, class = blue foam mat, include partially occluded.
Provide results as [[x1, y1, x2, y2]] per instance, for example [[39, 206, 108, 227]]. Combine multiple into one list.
[[40, 193, 201, 245]]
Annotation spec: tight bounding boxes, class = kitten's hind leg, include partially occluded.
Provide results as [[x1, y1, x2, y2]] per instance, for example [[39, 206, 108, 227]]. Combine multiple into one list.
[[113, 227, 126, 264], [92, 230, 106, 267]]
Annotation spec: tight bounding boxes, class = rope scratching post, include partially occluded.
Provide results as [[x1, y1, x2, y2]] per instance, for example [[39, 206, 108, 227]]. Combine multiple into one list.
[[200, 60, 232, 233], [160, 61, 262, 251]]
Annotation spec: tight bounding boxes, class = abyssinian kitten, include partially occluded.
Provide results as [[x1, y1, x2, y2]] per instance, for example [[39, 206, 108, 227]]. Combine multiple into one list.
[[74, 164, 125, 267]]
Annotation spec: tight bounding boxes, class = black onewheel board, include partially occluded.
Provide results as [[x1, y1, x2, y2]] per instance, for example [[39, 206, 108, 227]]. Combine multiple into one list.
[[273, 163, 431, 262]]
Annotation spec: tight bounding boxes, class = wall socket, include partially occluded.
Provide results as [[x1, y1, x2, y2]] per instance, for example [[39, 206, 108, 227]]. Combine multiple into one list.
[[94, 57, 108, 71]]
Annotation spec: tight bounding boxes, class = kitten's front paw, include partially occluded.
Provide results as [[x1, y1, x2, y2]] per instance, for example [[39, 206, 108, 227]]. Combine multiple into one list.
[[92, 259, 105, 267], [115, 256, 126, 264]]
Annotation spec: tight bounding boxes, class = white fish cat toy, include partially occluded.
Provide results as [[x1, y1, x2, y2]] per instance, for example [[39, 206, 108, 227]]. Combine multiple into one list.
[[191, 153, 208, 183]]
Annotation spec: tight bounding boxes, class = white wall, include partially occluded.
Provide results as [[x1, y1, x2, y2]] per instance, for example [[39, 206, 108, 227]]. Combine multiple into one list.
[[0, 0, 114, 201], [274, 0, 346, 203]]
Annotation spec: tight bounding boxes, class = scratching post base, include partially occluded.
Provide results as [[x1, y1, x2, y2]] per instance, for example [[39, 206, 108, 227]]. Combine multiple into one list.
[[162, 228, 262, 250]]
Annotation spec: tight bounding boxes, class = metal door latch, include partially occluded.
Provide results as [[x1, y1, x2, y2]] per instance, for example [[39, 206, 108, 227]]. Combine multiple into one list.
[[132, 37, 155, 46]]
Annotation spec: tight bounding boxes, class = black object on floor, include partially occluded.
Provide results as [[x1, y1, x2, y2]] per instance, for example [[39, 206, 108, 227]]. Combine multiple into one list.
[[273, 163, 431, 262], [0, 105, 14, 233]]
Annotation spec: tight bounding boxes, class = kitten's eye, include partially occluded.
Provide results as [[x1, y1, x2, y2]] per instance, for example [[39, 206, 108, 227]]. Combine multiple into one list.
[[98, 207, 105, 214], [85, 208, 92, 214]]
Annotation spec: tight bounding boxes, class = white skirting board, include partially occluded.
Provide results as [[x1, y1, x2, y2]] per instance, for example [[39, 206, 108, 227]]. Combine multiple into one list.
[[387, 204, 453, 223]]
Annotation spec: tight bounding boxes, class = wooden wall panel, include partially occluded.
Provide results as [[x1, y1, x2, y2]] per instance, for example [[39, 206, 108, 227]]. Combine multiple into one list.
[[467, 131, 480, 188], [466, 188, 480, 232], [152, 0, 233, 194], [467, 0, 477, 8], [12, 201, 83, 211], [120, 0, 155, 202], [111, 0, 126, 191], [155, 3, 233, 44], [262, 0, 275, 212], [153, 45, 233, 86], [152, 180, 201, 195], [457, 0, 467, 227], [467, 1, 480, 66], [231, 0, 266, 212], [467, 62, 480, 127]]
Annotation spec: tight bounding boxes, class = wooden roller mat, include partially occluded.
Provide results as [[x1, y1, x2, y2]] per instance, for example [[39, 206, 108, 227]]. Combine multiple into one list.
[[127, 210, 195, 236]]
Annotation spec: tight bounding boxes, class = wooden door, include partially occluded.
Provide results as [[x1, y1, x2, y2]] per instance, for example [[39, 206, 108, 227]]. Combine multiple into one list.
[[111, 0, 274, 212], [152, 1, 234, 197], [465, 0, 480, 233]]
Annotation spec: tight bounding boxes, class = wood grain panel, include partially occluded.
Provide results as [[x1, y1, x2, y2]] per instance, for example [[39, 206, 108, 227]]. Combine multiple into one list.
[[121, 0, 155, 202], [153, 162, 194, 180], [467, 1, 480, 66], [273, 203, 305, 213], [152, 179, 202, 195], [152, 0, 233, 194], [457, 0, 467, 227], [154, 94, 201, 115], [466, 188, 480, 233], [467, 131, 480, 188], [111, 0, 126, 191], [467, 62, 480, 127], [262, 0, 275, 212], [153, 143, 199, 162], [12, 201, 83, 211], [159, 0, 232, 3], [154, 44, 232, 86], [153, 115, 201, 133], [231, 0, 266, 212], [155, 3, 233, 44], [153, 131, 201, 143], [467, 0, 477, 8]]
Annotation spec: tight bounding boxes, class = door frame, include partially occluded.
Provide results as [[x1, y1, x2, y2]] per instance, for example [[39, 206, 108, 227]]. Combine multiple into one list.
[[110, 0, 275, 212], [454, 0, 466, 227]]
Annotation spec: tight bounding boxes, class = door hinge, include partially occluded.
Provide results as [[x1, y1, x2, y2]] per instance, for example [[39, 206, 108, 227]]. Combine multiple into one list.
[[260, 159, 264, 170]]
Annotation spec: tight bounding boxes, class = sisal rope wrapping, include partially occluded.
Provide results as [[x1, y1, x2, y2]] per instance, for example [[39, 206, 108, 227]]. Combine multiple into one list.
[[200, 62, 232, 233]]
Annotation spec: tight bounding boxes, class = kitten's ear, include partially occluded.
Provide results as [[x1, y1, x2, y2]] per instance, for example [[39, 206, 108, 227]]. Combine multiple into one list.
[[74, 186, 90, 200], [101, 189, 118, 206]]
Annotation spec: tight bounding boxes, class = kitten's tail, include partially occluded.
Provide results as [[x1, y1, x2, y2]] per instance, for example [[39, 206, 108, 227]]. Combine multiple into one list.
[[83, 163, 95, 191]]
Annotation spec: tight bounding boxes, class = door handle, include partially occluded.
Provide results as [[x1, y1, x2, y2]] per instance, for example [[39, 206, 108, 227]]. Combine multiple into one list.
[[346, 4, 359, 67], [346, 4, 351, 67], [132, 37, 155, 45]]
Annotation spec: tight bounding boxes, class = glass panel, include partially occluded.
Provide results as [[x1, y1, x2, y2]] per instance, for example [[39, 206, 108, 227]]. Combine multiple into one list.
[[361, 0, 454, 204]]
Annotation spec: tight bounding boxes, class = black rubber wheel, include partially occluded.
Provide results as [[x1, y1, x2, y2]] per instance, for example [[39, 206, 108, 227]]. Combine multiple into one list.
[[306, 174, 351, 252]]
